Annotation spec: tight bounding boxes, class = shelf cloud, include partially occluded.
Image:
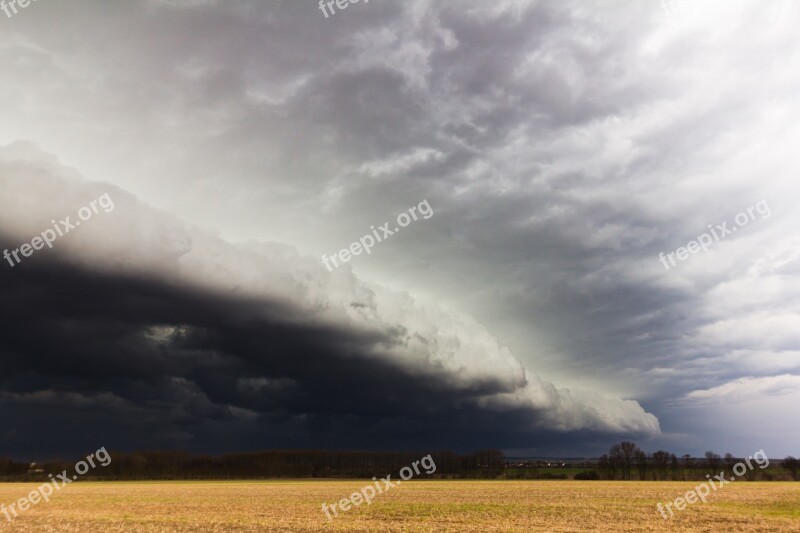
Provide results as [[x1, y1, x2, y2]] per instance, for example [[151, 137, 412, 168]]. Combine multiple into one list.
[[0, 144, 658, 456]]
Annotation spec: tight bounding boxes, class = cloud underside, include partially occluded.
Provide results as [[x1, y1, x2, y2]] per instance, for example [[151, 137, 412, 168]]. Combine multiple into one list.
[[0, 147, 658, 454]]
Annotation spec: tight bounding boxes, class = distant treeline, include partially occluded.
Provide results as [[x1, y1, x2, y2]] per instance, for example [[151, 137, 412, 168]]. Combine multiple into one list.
[[2, 444, 798, 481], [583, 442, 800, 482], [0, 449, 506, 481]]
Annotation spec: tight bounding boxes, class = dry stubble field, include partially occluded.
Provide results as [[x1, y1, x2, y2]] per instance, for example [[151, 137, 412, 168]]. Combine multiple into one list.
[[1, 480, 799, 532]]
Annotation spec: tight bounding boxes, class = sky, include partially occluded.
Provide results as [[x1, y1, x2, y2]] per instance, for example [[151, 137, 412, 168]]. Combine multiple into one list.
[[1, 0, 799, 460]]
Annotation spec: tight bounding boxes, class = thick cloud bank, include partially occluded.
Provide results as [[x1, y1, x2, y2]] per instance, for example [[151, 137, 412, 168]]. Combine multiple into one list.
[[0, 144, 658, 456]]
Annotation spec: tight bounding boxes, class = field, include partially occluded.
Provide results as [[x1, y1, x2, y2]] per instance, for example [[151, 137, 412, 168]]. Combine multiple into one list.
[[1, 480, 799, 532]]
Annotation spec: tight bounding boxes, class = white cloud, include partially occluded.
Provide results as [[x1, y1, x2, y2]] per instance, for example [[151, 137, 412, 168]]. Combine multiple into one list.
[[685, 375, 800, 404]]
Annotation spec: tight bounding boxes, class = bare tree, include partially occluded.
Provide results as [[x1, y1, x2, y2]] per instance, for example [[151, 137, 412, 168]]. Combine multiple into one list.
[[635, 450, 648, 480], [609, 442, 641, 480], [681, 454, 695, 480], [670, 454, 679, 480], [724, 453, 736, 476], [608, 446, 623, 480], [705, 451, 721, 474], [598, 454, 615, 480], [783, 457, 800, 481], [651, 451, 671, 480]]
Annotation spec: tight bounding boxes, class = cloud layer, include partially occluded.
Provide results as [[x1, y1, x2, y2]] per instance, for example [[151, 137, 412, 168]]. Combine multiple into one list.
[[0, 144, 657, 457]]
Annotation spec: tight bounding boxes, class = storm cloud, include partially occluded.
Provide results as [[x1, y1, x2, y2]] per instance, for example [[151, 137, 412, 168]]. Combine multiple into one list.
[[0, 145, 657, 457]]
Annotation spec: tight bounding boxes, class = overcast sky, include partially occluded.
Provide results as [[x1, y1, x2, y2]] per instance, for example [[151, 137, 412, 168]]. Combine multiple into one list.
[[1, 0, 799, 459]]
